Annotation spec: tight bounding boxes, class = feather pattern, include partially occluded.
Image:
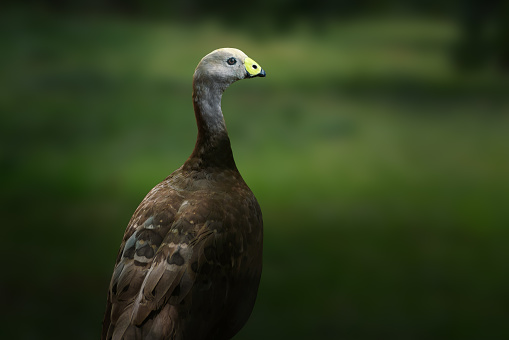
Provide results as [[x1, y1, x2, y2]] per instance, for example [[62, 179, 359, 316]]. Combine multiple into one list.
[[102, 48, 265, 340]]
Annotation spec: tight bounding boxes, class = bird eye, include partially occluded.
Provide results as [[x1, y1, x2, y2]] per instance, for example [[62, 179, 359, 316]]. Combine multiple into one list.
[[252, 64, 258, 69], [227, 57, 237, 65]]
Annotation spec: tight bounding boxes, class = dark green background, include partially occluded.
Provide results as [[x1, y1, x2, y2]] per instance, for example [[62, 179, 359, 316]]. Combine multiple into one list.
[[1, 3, 508, 339]]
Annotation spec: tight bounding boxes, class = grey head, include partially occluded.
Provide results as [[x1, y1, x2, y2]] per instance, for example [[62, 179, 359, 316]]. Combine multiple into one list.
[[193, 48, 266, 88]]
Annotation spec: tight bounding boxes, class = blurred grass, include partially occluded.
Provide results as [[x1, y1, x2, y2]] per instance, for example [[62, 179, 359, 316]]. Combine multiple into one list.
[[1, 9, 509, 340]]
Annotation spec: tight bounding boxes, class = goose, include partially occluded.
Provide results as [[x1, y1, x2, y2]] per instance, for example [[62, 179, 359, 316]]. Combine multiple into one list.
[[101, 48, 266, 340]]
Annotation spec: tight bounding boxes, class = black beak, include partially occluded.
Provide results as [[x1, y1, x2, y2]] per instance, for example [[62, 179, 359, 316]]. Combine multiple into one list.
[[246, 69, 266, 78]]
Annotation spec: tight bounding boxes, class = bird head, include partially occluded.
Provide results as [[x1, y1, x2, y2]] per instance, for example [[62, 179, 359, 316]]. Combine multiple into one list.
[[193, 48, 266, 87]]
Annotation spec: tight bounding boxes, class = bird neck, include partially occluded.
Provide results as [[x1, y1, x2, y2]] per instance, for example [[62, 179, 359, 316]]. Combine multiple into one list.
[[185, 78, 237, 170]]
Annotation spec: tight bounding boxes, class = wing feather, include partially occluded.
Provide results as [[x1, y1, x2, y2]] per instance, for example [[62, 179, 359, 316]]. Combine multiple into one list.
[[131, 242, 192, 325], [105, 207, 222, 339]]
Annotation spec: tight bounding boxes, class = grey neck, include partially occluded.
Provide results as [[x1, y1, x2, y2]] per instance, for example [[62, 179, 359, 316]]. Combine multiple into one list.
[[194, 80, 228, 137], [185, 77, 237, 170]]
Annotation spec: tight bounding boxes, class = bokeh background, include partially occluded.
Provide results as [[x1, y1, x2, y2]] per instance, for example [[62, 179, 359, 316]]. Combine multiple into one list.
[[1, 1, 508, 339]]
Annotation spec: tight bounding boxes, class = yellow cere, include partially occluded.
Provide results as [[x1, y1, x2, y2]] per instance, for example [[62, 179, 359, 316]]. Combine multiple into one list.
[[244, 57, 262, 76]]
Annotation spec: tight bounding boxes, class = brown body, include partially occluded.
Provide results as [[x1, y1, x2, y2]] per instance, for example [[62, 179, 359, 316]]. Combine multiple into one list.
[[102, 48, 265, 340]]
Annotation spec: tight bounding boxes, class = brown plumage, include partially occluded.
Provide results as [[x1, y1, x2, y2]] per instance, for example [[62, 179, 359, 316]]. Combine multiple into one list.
[[102, 48, 266, 340]]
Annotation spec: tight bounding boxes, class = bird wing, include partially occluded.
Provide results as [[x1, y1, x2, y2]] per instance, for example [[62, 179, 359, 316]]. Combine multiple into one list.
[[103, 184, 228, 340]]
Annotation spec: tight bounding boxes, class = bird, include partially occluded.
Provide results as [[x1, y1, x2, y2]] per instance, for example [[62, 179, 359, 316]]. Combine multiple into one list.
[[101, 48, 266, 340]]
